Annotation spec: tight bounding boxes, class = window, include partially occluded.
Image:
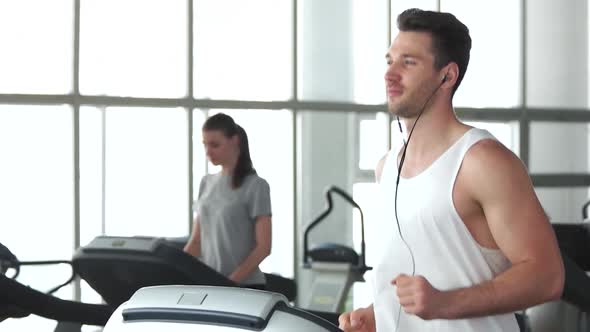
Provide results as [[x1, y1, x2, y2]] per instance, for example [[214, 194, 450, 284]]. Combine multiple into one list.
[[358, 113, 390, 171], [464, 121, 518, 154], [352, 182, 381, 308], [0, 106, 74, 331], [0, 1, 73, 93], [535, 187, 589, 223], [80, 0, 187, 97], [530, 122, 589, 173], [80, 107, 190, 238], [442, 0, 522, 108], [352, 0, 388, 104], [194, 0, 292, 101], [526, 0, 588, 109]]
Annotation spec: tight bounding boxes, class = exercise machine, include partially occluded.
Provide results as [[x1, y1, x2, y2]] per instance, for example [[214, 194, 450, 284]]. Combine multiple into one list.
[[102, 285, 341, 332], [303, 186, 371, 313], [73, 235, 338, 325], [0, 242, 113, 331], [73, 235, 236, 308], [164, 236, 297, 302], [524, 218, 590, 332]]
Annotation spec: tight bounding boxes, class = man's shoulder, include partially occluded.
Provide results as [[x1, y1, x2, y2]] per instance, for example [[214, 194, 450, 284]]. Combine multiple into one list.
[[464, 138, 518, 168], [461, 138, 528, 191]]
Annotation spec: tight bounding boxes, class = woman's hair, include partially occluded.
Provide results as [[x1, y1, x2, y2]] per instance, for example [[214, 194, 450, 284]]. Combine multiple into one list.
[[202, 113, 256, 188]]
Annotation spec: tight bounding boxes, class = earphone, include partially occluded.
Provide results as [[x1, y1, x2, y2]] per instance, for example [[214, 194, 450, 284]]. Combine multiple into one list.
[[393, 72, 448, 332]]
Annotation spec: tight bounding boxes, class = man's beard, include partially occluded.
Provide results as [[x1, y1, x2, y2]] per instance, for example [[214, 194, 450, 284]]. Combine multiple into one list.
[[387, 84, 435, 118], [388, 99, 421, 118]]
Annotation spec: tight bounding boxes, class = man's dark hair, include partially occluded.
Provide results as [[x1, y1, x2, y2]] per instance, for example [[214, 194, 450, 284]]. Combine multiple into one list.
[[397, 8, 472, 94]]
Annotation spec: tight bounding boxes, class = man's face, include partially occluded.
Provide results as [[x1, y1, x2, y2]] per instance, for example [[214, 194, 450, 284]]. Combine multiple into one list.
[[385, 31, 441, 118]]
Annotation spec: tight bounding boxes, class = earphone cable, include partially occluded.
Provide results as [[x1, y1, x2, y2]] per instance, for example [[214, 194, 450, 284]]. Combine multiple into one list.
[[393, 80, 444, 332]]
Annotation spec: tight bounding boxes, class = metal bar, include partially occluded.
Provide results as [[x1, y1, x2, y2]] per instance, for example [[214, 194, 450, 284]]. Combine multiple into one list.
[[520, 0, 529, 166], [387, 0, 392, 47], [101, 107, 106, 235], [291, 0, 299, 281], [521, 0, 527, 108], [72, 0, 82, 302], [0, 94, 75, 105], [2, 94, 590, 121], [531, 174, 590, 187], [525, 109, 590, 122], [386, 0, 392, 150], [187, 108, 194, 231], [187, 0, 195, 232], [519, 118, 530, 167], [458, 108, 590, 122]]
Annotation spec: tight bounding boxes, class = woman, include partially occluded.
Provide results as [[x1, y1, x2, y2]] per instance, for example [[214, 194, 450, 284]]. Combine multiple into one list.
[[183, 113, 272, 289]]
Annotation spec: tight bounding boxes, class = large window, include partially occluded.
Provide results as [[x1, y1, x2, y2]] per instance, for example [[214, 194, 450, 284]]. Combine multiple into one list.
[[80, 0, 187, 97], [0, 0, 73, 94], [0, 106, 74, 330], [80, 107, 189, 239], [442, 0, 522, 108], [194, 0, 292, 101]]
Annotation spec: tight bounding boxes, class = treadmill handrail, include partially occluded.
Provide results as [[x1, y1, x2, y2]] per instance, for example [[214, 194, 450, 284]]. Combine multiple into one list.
[[11, 260, 75, 295], [302, 186, 369, 272], [122, 307, 268, 329], [0, 240, 76, 296], [583, 200, 590, 220], [0, 274, 113, 326]]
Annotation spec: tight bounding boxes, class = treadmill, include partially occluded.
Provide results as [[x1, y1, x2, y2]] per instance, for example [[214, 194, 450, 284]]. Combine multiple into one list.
[[102, 285, 341, 332], [73, 235, 235, 308]]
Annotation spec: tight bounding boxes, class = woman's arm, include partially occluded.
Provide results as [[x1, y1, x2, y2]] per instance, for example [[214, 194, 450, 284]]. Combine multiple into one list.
[[183, 216, 201, 258], [228, 215, 272, 283]]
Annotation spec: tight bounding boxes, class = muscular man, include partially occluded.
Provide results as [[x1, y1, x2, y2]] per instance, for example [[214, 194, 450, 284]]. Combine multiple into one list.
[[339, 8, 564, 332]]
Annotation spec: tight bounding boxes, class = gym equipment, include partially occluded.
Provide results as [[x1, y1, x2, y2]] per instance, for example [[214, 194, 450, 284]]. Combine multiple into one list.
[[73, 235, 235, 308], [102, 285, 341, 332], [524, 222, 590, 332], [73, 235, 296, 303], [73, 235, 339, 325], [0, 242, 113, 331], [164, 236, 297, 302], [303, 186, 371, 313]]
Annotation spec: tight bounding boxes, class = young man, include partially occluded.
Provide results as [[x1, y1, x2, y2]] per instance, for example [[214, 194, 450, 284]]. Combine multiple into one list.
[[338, 8, 564, 332]]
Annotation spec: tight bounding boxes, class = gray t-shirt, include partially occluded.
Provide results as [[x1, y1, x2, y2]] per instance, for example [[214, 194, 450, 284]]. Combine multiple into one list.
[[196, 173, 272, 285]]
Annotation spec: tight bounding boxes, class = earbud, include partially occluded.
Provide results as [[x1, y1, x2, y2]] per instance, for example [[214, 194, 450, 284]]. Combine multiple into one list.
[[442, 74, 448, 83]]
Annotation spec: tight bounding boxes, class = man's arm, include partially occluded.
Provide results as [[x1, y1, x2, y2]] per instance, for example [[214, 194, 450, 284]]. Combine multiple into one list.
[[436, 140, 564, 319], [394, 140, 564, 320]]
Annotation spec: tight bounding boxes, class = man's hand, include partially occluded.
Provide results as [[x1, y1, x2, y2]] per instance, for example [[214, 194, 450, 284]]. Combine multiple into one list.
[[338, 305, 376, 332], [393, 274, 445, 320]]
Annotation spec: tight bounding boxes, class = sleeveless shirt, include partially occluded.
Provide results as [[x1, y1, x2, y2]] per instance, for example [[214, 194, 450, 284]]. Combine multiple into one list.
[[373, 128, 519, 331]]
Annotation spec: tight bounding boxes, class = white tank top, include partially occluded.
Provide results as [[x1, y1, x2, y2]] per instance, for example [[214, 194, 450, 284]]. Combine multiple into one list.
[[373, 128, 519, 331]]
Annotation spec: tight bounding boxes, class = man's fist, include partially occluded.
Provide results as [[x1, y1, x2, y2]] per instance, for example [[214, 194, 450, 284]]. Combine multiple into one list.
[[338, 305, 376, 332], [392, 274, 444, 320]]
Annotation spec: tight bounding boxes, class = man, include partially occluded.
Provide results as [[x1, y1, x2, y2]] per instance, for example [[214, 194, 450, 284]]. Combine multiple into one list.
[[338, 8, 564, 332]]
